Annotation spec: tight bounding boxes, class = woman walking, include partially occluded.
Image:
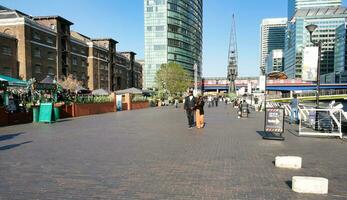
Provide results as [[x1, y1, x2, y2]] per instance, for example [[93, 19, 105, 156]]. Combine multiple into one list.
[[195, 96, 205, 129]]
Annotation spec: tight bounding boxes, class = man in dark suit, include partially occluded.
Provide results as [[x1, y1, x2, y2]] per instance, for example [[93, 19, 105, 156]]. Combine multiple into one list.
[[184, 90, 196, 129]]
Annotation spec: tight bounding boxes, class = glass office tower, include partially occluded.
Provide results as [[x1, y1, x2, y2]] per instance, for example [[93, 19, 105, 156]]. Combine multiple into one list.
[[260, 18, 287, 75], [288, 0, 342, 20], [144, 0, 203, 89], [334, 22, 347, 83], [284, 7, 347, 80]]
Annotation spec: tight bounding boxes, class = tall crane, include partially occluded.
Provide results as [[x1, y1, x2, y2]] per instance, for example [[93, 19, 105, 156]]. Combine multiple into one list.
[[227, 14, 238, 93]]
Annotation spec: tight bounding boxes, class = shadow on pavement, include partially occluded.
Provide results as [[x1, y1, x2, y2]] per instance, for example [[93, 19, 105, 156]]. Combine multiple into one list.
[[0, 141, 33, 151], [0, 141, 32, 151], [285, 180, 292, 189], [0, 132, 25, 142], [55, 119, 73, 123]]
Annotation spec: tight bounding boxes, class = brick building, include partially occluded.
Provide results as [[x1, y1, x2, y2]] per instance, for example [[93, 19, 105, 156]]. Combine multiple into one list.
[[0, 32, 18, 77], [0, 5, 143, 90]]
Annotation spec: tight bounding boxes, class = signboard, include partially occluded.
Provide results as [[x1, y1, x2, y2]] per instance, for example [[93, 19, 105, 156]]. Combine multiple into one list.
[[259, 75, 266, 92], [265, 108, 284, 133], [39, 102, 55, 123], [116, 95, 122, 111], [34, 83, 56, 90], [302, 47, 319, 81]]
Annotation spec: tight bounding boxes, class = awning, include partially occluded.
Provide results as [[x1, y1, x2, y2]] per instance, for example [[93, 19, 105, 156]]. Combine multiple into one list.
[[0, 74, 27, 87], [92, 88, 109, 95], [115, 87, 143, 95]]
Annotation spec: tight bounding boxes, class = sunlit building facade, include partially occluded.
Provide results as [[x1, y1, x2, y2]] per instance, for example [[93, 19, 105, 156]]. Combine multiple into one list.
[[288, 0, 342, 20], [144, 0, 203, 89]]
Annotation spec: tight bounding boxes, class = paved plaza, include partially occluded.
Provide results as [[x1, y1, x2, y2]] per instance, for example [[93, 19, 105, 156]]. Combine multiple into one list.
[[0, 105, 347, 199]]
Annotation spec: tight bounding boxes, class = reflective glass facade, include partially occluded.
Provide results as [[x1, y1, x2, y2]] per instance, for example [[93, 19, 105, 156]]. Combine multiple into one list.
[[334, 22, 347, 83], [285, 11, 347, 79], [288, 0, 341, 20], [260, 18, 287, 75], [144, 0, 203, 89]]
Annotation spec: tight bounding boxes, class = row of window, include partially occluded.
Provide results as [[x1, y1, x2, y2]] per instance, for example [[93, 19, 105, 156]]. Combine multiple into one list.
[[1, 46, 12, 56], [32, 31, 55, 45]]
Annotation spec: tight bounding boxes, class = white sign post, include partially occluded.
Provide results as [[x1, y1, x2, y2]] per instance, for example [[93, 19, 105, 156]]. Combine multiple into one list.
[[302, 47, 319, 81]]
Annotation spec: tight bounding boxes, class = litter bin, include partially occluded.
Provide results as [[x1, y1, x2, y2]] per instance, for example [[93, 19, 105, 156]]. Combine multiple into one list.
[[53, 107, 60, 120], [32, 106, 39, 123]]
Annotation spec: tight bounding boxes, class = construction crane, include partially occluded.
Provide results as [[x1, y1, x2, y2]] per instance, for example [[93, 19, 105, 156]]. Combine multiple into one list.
[[227, 14, 238, 93]]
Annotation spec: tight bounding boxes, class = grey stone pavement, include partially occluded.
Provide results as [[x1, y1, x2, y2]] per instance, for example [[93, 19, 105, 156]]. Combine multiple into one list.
[[0, 105, 347, 200]]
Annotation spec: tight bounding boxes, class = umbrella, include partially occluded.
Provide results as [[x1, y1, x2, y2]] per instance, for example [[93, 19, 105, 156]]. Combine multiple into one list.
[[92, 88, 109, 95], [115, 87, 143, 95], [40, 75, 55, 84]]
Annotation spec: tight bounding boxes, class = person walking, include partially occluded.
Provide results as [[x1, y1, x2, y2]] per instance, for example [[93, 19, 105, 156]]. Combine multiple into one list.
[[215, 96, 219, 107], [184, 90, 196, 129], [290, 93, 299, 124], [174, 98, 179, 108], [195, 95, 205, 129]]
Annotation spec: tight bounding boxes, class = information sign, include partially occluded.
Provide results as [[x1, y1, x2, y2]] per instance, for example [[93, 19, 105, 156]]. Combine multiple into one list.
[[265, 108, 284, 133]]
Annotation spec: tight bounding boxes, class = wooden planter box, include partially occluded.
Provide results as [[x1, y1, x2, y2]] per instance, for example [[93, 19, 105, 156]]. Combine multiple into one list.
[[8, 110, 33, 126], [131, 101, 149, 110], [0, 107, 8, 126], [73, 102, 115, 117], [60, 104, 74, 119]]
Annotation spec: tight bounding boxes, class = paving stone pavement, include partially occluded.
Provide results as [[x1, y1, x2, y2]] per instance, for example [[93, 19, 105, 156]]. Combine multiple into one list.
[[0, 105, 347, 200]]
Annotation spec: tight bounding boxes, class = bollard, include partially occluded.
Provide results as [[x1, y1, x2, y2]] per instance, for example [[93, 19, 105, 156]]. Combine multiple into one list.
[[292, 176, 328, 194]]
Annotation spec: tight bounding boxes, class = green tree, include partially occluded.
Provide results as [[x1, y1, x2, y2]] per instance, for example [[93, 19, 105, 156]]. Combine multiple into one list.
[[155, 62, 192, 98]]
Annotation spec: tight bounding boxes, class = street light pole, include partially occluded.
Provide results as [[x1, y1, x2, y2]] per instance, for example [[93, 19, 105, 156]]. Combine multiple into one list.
[[194, 63, 198, 96], [305, 24, 321, 109]]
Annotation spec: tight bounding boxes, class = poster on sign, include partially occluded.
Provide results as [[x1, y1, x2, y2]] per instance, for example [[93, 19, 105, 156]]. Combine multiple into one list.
[[302, 47, 319, 81], [264, 108, 284, 133]]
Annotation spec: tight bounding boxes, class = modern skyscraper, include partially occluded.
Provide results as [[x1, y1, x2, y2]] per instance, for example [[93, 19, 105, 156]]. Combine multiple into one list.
[[334, 21, 347, 83], [288, 0, 342, 20], [260, 18, 287, 75], [284, 7, 347, 79], [144, 0, 203, 89]]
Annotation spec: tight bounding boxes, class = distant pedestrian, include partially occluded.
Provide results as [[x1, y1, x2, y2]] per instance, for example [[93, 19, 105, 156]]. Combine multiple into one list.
[[195, 95, 205, 129], [174, 99, 179, 108], [184, 90, 196, 129], [290, 93, 299, 124], [215, 97, 219, 107]]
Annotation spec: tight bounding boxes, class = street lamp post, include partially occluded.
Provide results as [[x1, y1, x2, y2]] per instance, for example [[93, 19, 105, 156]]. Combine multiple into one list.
[[305, 24, 321, 109]]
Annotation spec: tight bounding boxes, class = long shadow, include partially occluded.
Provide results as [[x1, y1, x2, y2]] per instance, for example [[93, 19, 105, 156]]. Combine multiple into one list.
[[0, 141, 32, 151], [256, 131, 285, 141], [0, 132, 25, 141]]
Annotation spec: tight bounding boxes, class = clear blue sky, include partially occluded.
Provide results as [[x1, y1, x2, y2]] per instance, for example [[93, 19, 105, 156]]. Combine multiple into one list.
[[1, 0, 346, 77]]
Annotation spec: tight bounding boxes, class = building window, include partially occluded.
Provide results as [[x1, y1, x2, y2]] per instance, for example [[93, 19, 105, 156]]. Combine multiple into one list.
[[47, 37, 54, 44], [82, 59, 87, 67], [34, 48, 41, 58], [48, 67, 54, 75], [33, 32, 41, 40], [1, 46, 12, 56], [81, 49, 86, 55], [72, 57, 77, 65], [47, 52, 54, 60], [2, 66, 11, 76], [156, 26, 164, 31], [147, 26, 152, 31], [73, 71, 77, 79], [34, 64, 41, 74], [50, 24, 55, 30], [147, 7, 153, 12], [81, 73, 86, 80]]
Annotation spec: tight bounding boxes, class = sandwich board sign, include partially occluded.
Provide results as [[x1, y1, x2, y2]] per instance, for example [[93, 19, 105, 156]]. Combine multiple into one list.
[[39, 102, 55, 123], [265, 108, 284, 133]]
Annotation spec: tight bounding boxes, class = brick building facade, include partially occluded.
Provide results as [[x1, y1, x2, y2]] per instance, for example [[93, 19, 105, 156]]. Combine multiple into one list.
[[0, 5, 142, 91], [0, 32, 18, 77]]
